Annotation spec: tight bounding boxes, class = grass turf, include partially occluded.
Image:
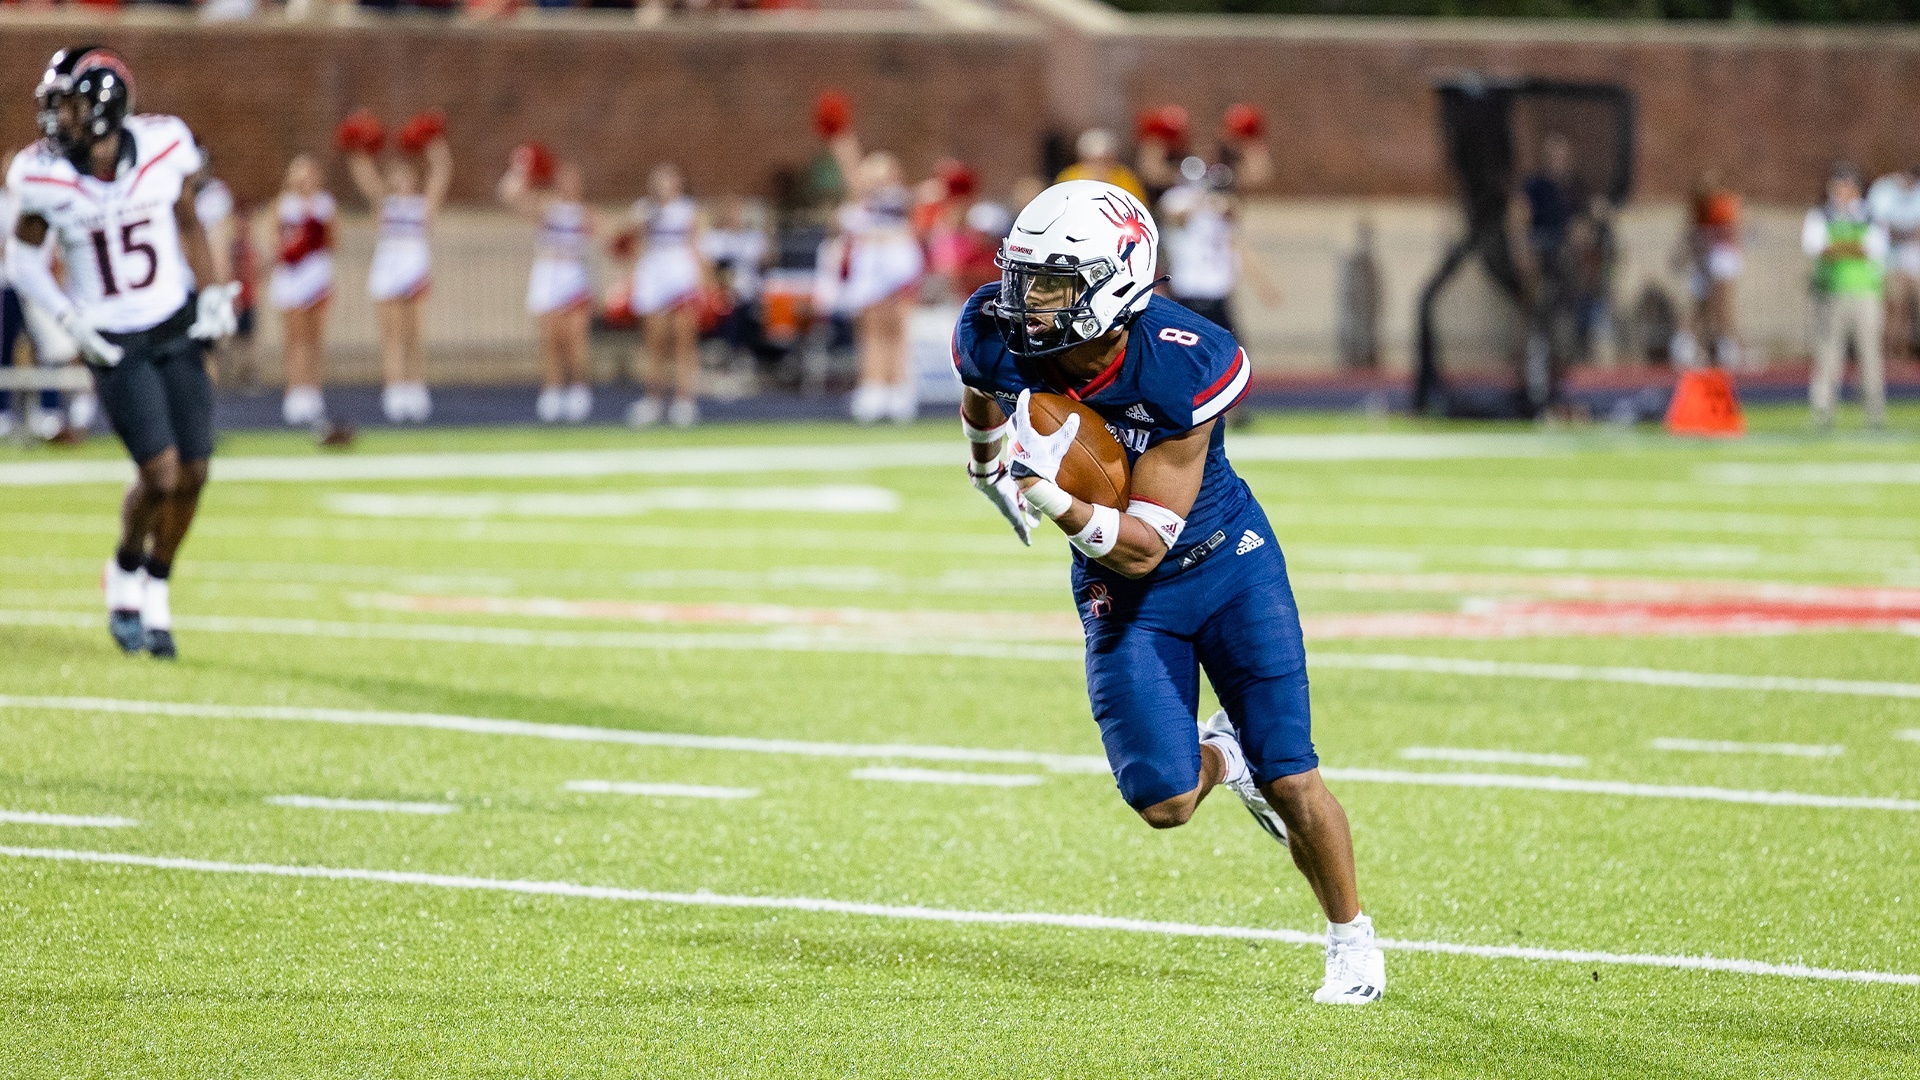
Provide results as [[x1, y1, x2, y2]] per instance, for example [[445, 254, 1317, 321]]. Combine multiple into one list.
[[0, 404, 1916, 1077]]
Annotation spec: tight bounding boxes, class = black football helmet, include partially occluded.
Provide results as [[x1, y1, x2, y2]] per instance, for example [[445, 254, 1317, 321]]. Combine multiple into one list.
[[36, 46, 134, 155]]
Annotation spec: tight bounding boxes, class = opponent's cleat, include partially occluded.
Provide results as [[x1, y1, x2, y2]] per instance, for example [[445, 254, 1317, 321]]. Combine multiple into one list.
[[1314, 914, 1385, 1005], [109, 610, 145, 654], [104, 557, 148, 654], [144, 628, 177, 660], [1199, 709, 1288, 848]]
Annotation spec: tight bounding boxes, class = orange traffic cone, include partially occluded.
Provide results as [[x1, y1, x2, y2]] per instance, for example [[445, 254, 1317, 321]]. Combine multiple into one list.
[[1665, 369, 1745, 437]]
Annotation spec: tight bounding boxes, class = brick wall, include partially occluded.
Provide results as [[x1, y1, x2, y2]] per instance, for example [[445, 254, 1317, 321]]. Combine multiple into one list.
[[4, 16, 1920, 208]]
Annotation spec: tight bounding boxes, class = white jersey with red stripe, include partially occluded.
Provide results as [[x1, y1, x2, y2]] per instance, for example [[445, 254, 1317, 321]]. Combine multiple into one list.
[[5, 114, 205, 334], [953, 287, 1254, 583]]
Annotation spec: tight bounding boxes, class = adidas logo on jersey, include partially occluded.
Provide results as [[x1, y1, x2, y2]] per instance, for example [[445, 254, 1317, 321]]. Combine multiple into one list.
[[1124, 403, 1154, 423], [1235, 530, 1265, 555]]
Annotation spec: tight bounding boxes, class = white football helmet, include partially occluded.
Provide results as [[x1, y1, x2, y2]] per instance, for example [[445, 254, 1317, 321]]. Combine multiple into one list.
[[990, 180, 1161, 357]]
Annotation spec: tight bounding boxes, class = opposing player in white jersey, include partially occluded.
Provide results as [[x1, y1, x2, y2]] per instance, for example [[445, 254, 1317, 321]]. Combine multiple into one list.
[[499, 145, 594, 424], [343, 112, 451, 424], [5, 47, 241, 659]]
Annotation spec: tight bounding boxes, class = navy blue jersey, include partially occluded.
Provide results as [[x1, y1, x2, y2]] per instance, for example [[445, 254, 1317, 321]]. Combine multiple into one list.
[[954, 285, 1257, 582]]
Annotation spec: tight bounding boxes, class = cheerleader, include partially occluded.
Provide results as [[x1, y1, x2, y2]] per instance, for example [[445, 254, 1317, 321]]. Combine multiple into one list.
[[624, 164, 708, 428], [821, 103, 924, 424], [500, 145, 594, 424], [270, 154, 336, 428], [340, 110, 452, 424]]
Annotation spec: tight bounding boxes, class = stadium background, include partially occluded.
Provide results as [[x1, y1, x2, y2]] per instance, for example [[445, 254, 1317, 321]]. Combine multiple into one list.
[[7, 7, 1920, 394]]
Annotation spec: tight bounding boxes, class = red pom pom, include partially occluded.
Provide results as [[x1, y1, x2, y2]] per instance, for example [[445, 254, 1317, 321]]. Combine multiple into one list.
[[936, 158, 977, 201], [1223, 103, 1264, 141], [514, 142, 557, 187], [334, 110, 384, 154], [814, 91, 852, 139], [398, 110, 447, 155], [1136, 105, 1189, 146]]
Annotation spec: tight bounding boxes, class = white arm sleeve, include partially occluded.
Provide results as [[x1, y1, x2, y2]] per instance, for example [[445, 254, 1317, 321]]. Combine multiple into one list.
[[5, 234, 73, 323]]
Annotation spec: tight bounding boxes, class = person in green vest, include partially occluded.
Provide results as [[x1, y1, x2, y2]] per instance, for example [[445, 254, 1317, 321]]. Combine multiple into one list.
[[1801, 163, 1888, 430]]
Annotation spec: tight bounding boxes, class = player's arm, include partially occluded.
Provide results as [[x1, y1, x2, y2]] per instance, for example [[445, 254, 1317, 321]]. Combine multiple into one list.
[[178, 173, 241, 342], [423, 136, 454, 216], [961, 385, 1036, 546], [7, 211, 124, 366], [496, 159, 542, 219], [1013, 393, 1211, 579], [176, 173, 225, 286]]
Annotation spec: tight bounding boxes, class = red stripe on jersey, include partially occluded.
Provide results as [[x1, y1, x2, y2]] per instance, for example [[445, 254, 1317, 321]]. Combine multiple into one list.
[[1069, 347, 1127, 401], [131, 140, 181, 189], [20, 174, 85, 192], [951, 329, 964, 372], [1129, 495, 1174, 510], [1193, 348, 1246, 407]]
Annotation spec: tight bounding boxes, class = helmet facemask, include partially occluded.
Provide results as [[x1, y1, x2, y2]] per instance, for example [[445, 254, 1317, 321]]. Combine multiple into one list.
[[989, 253, 1118, 358]]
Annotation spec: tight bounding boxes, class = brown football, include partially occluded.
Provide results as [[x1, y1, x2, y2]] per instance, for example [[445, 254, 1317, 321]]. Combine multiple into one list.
[[1026, 393, 1130, 508]]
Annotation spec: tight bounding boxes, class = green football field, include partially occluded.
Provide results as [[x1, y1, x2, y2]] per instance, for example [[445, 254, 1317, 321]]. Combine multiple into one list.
[[0, 404, 1916, 1077]]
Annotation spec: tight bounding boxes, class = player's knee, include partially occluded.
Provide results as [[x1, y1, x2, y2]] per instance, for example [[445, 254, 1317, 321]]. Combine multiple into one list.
[[1264, 769, 1332, 821], [177, 461, 209, 497], [1137, 792, 1197, 830], [139, 456, 181, 497]]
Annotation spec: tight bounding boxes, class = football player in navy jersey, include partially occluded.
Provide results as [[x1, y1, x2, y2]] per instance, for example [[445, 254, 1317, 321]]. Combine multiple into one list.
[[955, 180, 1384, 1004]]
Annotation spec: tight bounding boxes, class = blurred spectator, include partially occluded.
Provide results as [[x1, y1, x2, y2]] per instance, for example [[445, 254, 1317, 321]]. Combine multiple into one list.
[[625, 164, 710, 428], [917, 160, 1002, 303], [702, 195, 773, 365], [1867, 163, 1920, 360], [0, 150, 85, 442], [343, 109, 452, 424], [270, 154, 336, 428], [1158, 156, 1281, 335], [1804, 163, 1888, 430], [1056, 129, 1148, 203], [822, 125, 923, 424], [1134, 107, 1189, 197], [1337, 220, 1381, 370], [501, 147, 595, 424], [1673, 171, 1744, 369]]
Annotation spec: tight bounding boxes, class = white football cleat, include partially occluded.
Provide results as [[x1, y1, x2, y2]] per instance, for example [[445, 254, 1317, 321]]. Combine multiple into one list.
[[536, 386, 565, 424], [667, 397, 699, 428], [1198, 710, 1288, 848], [627, 395, 663, 428], [1314, 914, 1385, 1005]]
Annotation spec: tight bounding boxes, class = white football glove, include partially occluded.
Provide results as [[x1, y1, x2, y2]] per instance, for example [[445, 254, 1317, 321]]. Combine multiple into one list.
[[968, 452, 1038, 546], [1007, 389, 1079, 485], [188, 282, 242, 342], [58, 309, 124, 368]]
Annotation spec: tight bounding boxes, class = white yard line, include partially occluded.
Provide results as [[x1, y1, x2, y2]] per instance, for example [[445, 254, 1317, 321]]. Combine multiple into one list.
[[0, 433, 1572, 487], [1651, 739, 1847, 758], [1396, 748, 1589, 768], [1699, 463, 1920, 486], [264, 795, 457, 815], [6, 693, 1916, 811], [564, 781, 759, 799], [324, 485, 902, 519], [0, 845, 1910, 986], [10, 610, 1920, 698], [850, 767, 1043, 787], [0, 609, 1088, 663], [1308, 652, 1920, 700], [0, 693, 1114, 774], [1323, 769, 1920, 811], [0, 810, 138, 828]]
